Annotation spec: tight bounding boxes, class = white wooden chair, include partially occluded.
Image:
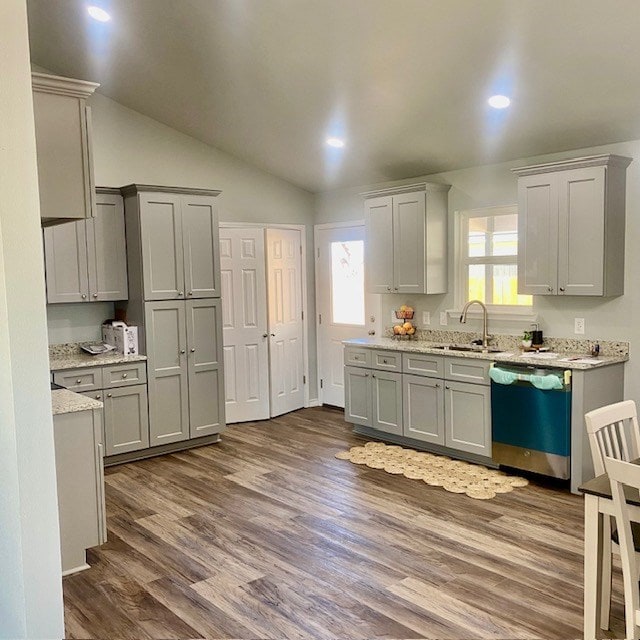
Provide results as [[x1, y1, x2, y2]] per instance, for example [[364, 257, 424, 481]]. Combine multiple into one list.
[[604, 455, 640, 640], [585, 400, 640, 631]]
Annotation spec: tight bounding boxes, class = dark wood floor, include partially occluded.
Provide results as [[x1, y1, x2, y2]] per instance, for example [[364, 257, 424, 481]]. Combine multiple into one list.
[[63, 406, 625, 639]]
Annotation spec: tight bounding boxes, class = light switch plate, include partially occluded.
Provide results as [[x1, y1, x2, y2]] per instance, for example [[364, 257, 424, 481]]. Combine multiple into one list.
[[574, 317, 585, 335], [440, 311, 447, 326], [422, 311, 430, 326]]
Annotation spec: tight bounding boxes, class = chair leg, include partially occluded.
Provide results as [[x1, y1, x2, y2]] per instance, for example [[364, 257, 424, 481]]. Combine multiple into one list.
[[600, 533, 612, 631]]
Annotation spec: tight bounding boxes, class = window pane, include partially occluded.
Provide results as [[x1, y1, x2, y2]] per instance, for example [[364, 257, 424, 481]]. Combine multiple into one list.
[[468, 217, 488, 257], [331, 240, 365, 325], [491, 214, 518, 256], [491, 264, 532, 306], [468, 264, 486, 303]]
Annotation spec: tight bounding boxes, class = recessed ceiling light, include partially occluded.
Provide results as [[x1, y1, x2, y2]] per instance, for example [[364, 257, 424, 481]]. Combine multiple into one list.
[[87, 5, 111, 22], [326, 137, 346, 148], [488, 94, 511, 109]]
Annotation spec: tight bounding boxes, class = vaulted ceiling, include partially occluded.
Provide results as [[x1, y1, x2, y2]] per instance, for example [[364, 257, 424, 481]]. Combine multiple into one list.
[[27, 0, 640, 192]]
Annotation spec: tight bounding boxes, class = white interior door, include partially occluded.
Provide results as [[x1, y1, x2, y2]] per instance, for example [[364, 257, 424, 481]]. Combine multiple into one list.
[[266, 228, 304, 417], [316, 224, 379, 407], [220, 228, 270, 423]]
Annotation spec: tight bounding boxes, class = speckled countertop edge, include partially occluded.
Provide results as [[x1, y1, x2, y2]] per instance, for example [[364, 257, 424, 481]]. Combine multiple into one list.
[[48, 342, 147, 371], [343, 337, 628, 370], [52, 389, 103, 415]]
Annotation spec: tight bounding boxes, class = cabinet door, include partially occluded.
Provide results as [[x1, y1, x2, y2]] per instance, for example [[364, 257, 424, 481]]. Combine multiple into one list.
[[182, 196, 220, 298], [403, 374, 445, 445], [139, 193, 185, 300], [371, 370, 403, 435], [365, 196, 394, 293], [517, 174, 559, 295], [86, 193, 128, 301], [186, 299, 225, 438], [393, 191, 426, 293], [103, 384, 149, 456], [145, 301, 190, 445], [344, 365, 372, 427], [557, 167, 605, 296], [43, 221, 89, 303], [444, 380, 491, 457]]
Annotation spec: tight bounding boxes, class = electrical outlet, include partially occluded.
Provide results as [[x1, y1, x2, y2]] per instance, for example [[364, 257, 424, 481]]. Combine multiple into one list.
[[440, 311, 447, 326], [574, 318, 585, 335], [391, 310, 398, 324], [422, 311, 431, 326]]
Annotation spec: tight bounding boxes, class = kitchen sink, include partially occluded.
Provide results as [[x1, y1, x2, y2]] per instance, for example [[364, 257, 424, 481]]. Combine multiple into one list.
[[432, 344, 503, 353]]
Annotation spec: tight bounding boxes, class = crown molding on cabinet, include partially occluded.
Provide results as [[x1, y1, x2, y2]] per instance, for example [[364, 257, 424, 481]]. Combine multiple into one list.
[[361, 182, 451, 199], [31, 71, 99, 98], [511, 154, 632, 176], [119, 184, 222, 198], [95, 186, 122, 196]]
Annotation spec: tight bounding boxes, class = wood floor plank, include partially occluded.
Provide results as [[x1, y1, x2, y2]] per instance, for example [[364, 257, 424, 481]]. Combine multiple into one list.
[[62, 406, 624, 639]]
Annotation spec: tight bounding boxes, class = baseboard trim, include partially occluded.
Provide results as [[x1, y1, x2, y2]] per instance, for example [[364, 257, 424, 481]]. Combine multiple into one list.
[[307, 399, 320, 407]]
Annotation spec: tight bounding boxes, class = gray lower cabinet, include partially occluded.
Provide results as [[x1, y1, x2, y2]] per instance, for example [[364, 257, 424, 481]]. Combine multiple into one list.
[[344, 366, 372, 427], [403, 374, 445, 445], [371, 370, 403, 435], [444, 380, 491, 457], [145, 299, 225, 445], [102, 385, 150, 456]]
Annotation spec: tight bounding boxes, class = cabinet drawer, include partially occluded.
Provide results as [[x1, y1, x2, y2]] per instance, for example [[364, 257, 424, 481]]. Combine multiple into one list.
[[443, 357, 491, 386], [344, 346, 372, 368], [402, 353, 444, 378], [53, 367, 103, 392], [371, 350, 401, 372], [102, 362, 147, 388]]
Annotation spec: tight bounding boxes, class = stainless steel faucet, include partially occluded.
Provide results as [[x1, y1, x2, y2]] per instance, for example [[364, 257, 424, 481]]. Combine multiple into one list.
[[460, 299, 490, 348]]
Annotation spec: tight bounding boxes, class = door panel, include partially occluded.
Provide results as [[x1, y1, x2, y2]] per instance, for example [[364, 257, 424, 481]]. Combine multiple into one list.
[[344, 366, 372, 427], [86, 192, 128, 301], [103, 384, 149, 456], [140, 194, 185, 300], [517, 174, 559, 295], [371, 370, 403, 435], [182, 196, 220, 298], [403, 374, 445, 445], [144, 301, 189, 445], [444, 380, 491, 457], [266, 228, 304, 417], [557, 167, 605, 296], [315, 224, 379, 407], [43, 220, 89, 303], [365, 196, 394, 294], [393, 192, 426, 293], [220, 228, 270, 422], [186, 299, 225, 437]]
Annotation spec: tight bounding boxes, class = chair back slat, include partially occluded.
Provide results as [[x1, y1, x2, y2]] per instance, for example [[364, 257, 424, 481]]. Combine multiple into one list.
[[604, 455, 640, 639]]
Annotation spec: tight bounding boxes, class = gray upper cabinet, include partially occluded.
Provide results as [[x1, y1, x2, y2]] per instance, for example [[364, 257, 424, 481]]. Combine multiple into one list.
[[145, 300, 190, 446], [32, 72, 99, 226], [513, 154, 631, 297], [123, 186, 221, 302], [43, 188, 128, 304], [364, 183, 450, 295]]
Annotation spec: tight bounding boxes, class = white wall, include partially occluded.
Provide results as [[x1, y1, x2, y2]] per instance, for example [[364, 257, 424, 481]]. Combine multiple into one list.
[[315, 139, 640, 404], [0, 1, 64, 636]]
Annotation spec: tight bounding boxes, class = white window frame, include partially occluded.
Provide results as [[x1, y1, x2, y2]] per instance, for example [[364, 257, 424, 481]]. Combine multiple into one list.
[[453, 205, 537, 321]]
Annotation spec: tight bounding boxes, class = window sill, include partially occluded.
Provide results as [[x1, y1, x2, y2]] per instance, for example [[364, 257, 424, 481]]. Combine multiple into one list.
[[446, 308, 538, 324]]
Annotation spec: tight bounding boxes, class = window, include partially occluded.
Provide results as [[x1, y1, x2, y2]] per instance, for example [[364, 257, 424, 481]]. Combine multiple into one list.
[[459, 206, 532, 310], [330, 240, 365, 325]]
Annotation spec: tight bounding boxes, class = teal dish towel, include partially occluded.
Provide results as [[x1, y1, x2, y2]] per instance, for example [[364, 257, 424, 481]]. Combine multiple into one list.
[[489, 366, 564, 390], [489, 368, 518, 385]]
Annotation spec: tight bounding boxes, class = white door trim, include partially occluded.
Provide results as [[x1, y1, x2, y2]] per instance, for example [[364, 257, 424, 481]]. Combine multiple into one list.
[[220, 222, 310, 407]]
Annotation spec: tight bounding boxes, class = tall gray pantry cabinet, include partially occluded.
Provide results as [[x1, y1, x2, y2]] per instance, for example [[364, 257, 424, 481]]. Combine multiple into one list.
[[120, 185, 225, 449]]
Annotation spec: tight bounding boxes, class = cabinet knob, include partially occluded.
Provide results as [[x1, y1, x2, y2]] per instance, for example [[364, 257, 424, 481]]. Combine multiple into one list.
[[81, 294, 87, 299], [180, 349, 186, 354], [445, 385, 450, 390], [93, 293, 98, 298], [435, 384, 440, 388], [547, 286, 553, 292], [262, 333, 268, 338], [270, 333, 275, 337], [76, 379, 82, 384], [372, 373, 376, 378], [386, 286, 391, 291], [122, 373, 127, 379], [368, 330, 376, 335], [107, 393, 112, 398], [188, 291, 193, 296], [179, 291, 184, 297], [190, 348, 195, 352], [394, 287, 398, 291], [364, 373, 369, 377], [559, 287, 565, 292], [95, 394, 101, 400], [382, 359, 388, 364]]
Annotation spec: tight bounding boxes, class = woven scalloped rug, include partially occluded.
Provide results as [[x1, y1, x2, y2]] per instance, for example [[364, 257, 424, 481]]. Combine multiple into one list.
[[335, 442, 529, 500]]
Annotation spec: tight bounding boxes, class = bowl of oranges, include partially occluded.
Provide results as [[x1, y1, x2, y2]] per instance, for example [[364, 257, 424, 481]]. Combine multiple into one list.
[[393, 305, 416, 338]]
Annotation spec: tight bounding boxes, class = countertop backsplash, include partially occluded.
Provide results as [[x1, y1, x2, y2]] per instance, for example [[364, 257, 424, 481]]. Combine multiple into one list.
[[381, 328, 629, 357]]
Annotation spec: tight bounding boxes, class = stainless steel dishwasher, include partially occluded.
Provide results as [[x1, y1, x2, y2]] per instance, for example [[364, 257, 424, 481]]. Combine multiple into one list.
[[490, 364, 571, 479]]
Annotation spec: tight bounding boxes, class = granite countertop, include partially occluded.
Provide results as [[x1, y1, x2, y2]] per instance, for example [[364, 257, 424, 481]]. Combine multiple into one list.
[[343, 337, 628, 370], [52, 389, 103, 416], [49, 351, 147, 371]]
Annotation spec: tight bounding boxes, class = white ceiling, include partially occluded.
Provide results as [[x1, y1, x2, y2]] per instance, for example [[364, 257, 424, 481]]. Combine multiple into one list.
[[27, 0, 640, 193]]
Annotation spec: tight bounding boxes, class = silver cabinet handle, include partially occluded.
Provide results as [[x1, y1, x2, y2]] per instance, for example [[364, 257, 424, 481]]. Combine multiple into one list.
[[178, 291, 184, 297], [95, 394, 101, 400], [106, 393, 112, 398], [445, 385, 450, 390], [76, 379, 82, 384], [93, 293, 98, 298], [372, 373, 376, 378], [382, 359, 388, 364], [188, 291, 193, 296], [122, 373, 127, 379], [386, 286, 391, 291], [180, 349, 186, 354], [81, 294, 87, 299], [547, 286, 553, 292], [559, 287, 565, 292], [262, 333, 268, 338], [190, 348, 195, 352], [270, 333, 275, 337], [394, 287, 398, 291]]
